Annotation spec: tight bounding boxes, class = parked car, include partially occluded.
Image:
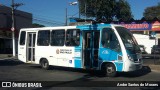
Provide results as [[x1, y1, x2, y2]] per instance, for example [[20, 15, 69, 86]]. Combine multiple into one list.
[[151, 45, 160, 54], [138, 45, 147, 54]]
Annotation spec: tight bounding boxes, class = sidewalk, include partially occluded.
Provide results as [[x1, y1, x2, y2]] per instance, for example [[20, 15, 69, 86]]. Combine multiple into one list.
[[143, 59, 160, 72], [143, 64, 160, 72], [0, 54, 17, 60]]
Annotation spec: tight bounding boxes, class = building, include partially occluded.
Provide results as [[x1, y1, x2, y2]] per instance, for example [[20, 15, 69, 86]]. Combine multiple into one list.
[[0, 5, 32, 54], [69, 18, 160, 53], [115, 20, 160, 53]]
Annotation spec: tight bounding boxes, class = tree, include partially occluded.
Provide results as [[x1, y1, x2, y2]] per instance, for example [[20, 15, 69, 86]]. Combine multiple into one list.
[[32, 23, 45, 28], [143, 3, 160, 20], [78, 0, 133, 21], [116, 0, 133, 21]]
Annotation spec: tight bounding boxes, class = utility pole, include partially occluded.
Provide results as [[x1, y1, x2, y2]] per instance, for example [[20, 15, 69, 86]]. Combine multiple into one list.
[[11, 0, 15, 56], [11, 0, 23, 56], [66, 1, 78, 25], [65, 8, 68, 26], [85, 1, 87, 22], [78, 2, 80, 18]]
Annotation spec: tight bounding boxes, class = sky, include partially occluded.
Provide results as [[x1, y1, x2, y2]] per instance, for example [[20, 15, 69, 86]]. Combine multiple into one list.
[[0, 0, 160, 26]]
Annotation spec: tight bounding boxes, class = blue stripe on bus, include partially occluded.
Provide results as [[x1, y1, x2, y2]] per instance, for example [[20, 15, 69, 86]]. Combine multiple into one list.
[[114, 62, 123, 71], [74, 59, 81, 68], [76, 24, 111, 30], [99, 48, 118, 61], [74, 26, 82, 68]]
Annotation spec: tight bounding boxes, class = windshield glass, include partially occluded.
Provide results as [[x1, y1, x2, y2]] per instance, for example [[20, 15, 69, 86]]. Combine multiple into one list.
[[101, 28, 121, 52], [115, 27, 141, 54]]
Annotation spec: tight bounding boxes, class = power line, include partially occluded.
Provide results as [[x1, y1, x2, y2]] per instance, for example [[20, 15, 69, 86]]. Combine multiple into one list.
[[33, 18, 65, 26], [33, 16, 65, 24], [16, 6, 66, 23], [1, 3, 66, 26]]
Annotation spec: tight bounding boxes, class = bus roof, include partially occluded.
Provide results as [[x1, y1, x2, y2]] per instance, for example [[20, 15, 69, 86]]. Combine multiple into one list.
[[20, 24, 123, 31], [20, 26, 76, 31], [77, 23, 123, 30]]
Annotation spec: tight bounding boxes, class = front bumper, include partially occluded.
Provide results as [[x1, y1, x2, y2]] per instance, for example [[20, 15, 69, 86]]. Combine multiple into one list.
[[123, 58, 143, 72], [128, 63, 143, 71]]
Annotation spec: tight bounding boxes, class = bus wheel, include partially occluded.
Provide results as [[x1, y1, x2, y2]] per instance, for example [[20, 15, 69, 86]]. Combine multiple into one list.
[[105, 63, 117, 77], [40, 59, 50, 70]]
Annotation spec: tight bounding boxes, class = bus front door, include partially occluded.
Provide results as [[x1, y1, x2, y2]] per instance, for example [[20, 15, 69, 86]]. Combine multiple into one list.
[[27, 33, 36, 62], [83, 31, 100, 69]]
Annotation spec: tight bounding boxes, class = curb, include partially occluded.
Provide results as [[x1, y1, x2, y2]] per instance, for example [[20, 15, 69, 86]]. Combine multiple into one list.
[[0, 57, 17, 59], [0, 54, 14, 58], [144, 64, 160, 72], [0, 54, 17, 60]]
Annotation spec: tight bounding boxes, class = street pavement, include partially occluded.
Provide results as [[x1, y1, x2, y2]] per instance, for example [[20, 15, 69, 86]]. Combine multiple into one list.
[[0, 54, 160, 89], [1, 54, 160, 72]]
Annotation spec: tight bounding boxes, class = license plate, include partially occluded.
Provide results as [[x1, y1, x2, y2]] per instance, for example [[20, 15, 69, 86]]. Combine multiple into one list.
[[137, 54, 141, 59]]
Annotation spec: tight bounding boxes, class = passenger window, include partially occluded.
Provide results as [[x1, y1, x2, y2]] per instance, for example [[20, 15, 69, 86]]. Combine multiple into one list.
[[51, 30, 65, 46], [19, 31, 26, 45], [37, 30, 50, 46], [66, 29, 80, 46], [102, 28, 121, 52]]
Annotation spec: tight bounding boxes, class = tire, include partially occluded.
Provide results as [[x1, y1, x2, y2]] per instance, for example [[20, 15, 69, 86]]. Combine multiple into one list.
[[40, 59, 50, 70], [105, 63, 117, 77]]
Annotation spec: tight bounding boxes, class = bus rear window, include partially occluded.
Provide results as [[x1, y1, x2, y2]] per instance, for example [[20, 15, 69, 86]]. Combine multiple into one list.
[[51, 30, 65, 46], [66, 29, 80, 46], [37, 30, 50, 46], [19, 31, 26, 45]]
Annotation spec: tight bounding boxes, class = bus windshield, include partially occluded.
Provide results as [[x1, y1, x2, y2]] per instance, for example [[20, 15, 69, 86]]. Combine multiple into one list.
[[115, 27, 141, 54], [101, 28, 121, 52]]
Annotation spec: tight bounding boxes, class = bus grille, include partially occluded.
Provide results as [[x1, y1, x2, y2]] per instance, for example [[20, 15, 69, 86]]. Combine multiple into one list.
[[134, 59, 141, 63]]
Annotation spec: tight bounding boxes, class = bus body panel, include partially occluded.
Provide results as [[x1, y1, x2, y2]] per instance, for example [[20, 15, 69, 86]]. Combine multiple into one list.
[[112, 25, 142, 72], [18, 30, 27, 63], [18, 24, 142, 73], [18, 30, 37, 63], [99, 48, 123, 71], [74, 47, 82, 68]]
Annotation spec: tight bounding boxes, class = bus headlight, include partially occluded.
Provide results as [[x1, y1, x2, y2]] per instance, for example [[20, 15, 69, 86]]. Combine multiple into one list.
[[128, 55, 134, 62]]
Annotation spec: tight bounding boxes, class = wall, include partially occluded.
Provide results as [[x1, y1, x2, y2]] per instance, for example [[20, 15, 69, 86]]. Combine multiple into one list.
[[0, 5, 32, 54], [133, 34, 155, 54], [0, 5, 32, 30]]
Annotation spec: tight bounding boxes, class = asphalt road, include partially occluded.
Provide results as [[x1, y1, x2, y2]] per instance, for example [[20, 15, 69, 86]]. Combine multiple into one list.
[[0, 59, 160, 90]]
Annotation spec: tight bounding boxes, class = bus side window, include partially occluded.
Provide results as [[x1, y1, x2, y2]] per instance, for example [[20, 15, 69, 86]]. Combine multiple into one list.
[[66, 29, 80, 46], [19, 31, 26, 45], [37, 30, 50, 46], [102, 30, 110, 48], [51, 30, 65, 46], [102, 28, 121, 52]]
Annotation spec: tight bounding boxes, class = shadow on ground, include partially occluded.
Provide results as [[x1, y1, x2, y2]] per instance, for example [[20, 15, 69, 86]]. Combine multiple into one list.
[[30, 65, 151, 78], [30, 65, 105, 77], [31, 66, 153, 88], [117, 66, 151, 78], [30, 65, 152, 88], [0, 59, 152, 78], [0, 59, 24, 66]]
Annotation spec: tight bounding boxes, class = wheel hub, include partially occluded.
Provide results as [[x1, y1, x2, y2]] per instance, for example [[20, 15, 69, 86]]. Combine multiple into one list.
[[107, 67, 114, 74]]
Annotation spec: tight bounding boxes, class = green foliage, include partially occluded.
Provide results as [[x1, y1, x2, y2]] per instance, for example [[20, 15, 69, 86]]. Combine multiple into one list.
[[116, 0, 133, 21], [78, 0, 133, 21], [143, 3, 160, 20]]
